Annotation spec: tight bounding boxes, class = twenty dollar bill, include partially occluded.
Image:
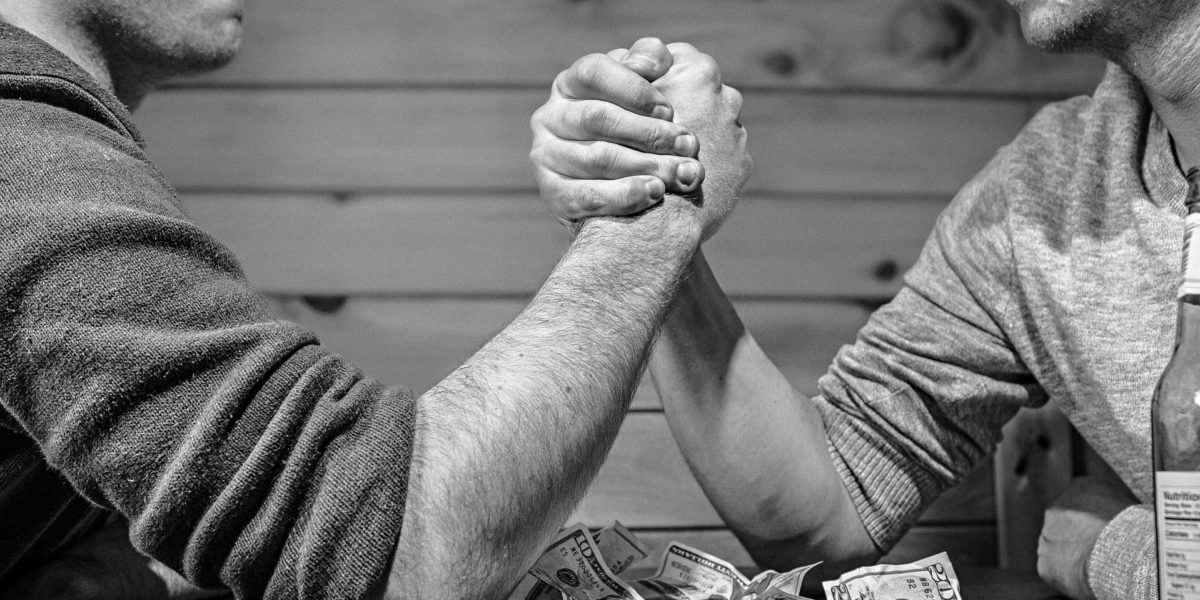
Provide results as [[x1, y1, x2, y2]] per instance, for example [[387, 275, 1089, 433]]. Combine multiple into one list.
[[821, 552, 961, 600]]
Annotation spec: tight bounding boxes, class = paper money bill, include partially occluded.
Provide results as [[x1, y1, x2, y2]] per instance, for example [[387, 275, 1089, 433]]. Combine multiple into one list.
[[597, 521, 651, 575], [821, 552, 961, 600], [739, 562, 821, 600], [529, 523, 646, 600], [627, 541, 750, 600], [525, 522, 651, 600]]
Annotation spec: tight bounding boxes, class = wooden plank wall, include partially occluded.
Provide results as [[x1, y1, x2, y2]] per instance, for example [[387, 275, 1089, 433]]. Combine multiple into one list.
[[130, 0, 1107, 582]]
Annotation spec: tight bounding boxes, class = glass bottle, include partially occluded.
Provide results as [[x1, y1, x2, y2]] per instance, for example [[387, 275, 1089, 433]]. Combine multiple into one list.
[[1154, 167, 1200, 600]]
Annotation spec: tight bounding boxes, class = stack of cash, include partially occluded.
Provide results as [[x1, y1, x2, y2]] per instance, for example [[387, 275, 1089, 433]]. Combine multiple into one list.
[[523, 523, 961, 600]]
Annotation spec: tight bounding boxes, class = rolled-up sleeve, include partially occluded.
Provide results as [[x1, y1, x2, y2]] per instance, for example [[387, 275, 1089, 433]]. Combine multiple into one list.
[[1088, 505, 1156, 600], [813, 154, 1047, 551]]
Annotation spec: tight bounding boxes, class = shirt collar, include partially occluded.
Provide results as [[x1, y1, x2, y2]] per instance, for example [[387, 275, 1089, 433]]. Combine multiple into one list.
[[0, 20, 144, 146]]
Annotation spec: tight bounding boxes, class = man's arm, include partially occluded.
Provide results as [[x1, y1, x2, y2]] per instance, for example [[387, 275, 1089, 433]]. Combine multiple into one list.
[[530, 39, 872, 578], [648, 252, 878, 580], [378, 42, 749, 599], [381, 202, 700, 598], [535, 43, 1045, 587]]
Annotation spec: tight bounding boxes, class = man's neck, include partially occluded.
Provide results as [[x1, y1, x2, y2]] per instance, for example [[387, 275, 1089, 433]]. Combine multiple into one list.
[[0, 3, 147, 109], [1117, 11, 1200, 173]]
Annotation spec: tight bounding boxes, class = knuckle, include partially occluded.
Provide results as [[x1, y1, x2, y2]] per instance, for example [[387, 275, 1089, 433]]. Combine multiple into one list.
[[572, 53, 609, 89], [628, 37, 669, 65], [657, 157, 684, 182], [643, 122, 669, 152], [668, 42, 699, 55], [589, 145, 620, 173], [620, 181, 644, 208], [727, 86, 744, 112], [697, 55, 722, 83], [557, 196, 586, 220], [574, 191, 603, 214], [577, 102, 611, 133], [530, 104, 550, 130], [551, 69, 569, 93]]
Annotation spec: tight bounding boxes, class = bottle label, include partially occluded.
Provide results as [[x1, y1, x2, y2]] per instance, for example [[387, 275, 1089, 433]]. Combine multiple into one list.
[[1157, 471, 1200, 599], [1182, 213, 1200, 297]]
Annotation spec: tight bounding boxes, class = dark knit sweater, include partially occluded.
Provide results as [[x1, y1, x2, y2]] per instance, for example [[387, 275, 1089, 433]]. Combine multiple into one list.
[[0, 22, 415, 599]]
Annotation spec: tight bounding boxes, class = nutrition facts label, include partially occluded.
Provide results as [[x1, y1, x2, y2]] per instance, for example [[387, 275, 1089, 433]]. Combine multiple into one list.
[[1157, 472, 1200, 600]]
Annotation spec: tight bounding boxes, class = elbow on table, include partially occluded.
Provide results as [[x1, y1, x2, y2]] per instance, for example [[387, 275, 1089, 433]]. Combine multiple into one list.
[[736, 517, 881, 578]]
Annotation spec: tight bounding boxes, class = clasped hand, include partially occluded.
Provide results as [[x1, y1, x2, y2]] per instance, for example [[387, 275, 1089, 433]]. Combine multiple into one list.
[[1037, 475, 1138, 600], [530, 37, 752, 241]]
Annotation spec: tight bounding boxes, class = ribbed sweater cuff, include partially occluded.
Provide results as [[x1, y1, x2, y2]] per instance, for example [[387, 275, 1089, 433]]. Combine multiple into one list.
[[1087, 505, 1155, 600], [814, 393, 929, 551]]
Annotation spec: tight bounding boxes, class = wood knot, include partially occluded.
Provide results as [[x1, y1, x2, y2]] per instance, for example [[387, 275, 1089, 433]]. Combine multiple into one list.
[[872, 259, 900, 282], [762, 50, 798, 77], [302, 295, 348, 314], [888, 0, 981, 68]]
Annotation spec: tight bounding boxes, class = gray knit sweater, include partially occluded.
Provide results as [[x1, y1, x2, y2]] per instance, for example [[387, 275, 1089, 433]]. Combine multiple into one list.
[[815, 62, 1177, 599], [0, 22, 415, 599]]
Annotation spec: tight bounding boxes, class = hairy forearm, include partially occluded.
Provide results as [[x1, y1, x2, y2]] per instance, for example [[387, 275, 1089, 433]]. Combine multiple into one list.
[[381, 198, 702, 599], [649, 251, 877, 577]]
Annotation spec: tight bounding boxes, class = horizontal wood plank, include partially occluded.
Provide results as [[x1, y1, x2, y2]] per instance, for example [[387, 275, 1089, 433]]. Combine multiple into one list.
[[137, 89, 1030, 196], [199, 0, 1104, 96], [185, 194, 946, 298], [263, 297, 872, 409], [630, 524, 996, 570]]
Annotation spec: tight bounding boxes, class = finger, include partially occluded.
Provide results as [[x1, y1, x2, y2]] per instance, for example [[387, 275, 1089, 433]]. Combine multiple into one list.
[[662, 42, 723, 89], [723, 85, 745, 121], [665, 42, 702, 59], [542, 139, 704, 193], [538, 98, 698, 157], [555, 53, 672, 120], [621, 37, 674, 82], [538, 173, 667, 220]]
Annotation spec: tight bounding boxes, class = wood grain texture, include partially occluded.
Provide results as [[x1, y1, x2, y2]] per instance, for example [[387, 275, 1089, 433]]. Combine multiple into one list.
[[183, 193, 945, 298], [137, 89, 1031, 196], [195, 0, 1104, 96], [262, 296, 873, 409], [132, 0, 1099, 575], [260, 293, 998, 547], [563, 414, 992, 529]]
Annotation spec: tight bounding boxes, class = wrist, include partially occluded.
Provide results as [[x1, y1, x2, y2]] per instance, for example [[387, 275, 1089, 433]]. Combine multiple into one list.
[[573, 195, 702, 257]]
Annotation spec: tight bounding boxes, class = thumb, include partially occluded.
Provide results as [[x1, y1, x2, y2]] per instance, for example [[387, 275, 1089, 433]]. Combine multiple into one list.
[[621, 37, 673, 81]]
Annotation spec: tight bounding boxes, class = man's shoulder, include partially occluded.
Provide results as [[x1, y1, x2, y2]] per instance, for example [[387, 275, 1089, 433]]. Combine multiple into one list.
[[0, 96, 180, 217], [940, 63, 1149, 240], [988, 63, 1147, 196]]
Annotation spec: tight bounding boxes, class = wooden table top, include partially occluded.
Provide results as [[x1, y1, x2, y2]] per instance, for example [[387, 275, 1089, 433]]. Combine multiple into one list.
[[955, 566, 1068, 600]]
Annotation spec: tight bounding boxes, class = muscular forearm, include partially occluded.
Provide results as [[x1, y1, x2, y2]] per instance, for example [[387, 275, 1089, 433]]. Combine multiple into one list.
[[648, 251, 876, 578], [380, 197, 702, 599]]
